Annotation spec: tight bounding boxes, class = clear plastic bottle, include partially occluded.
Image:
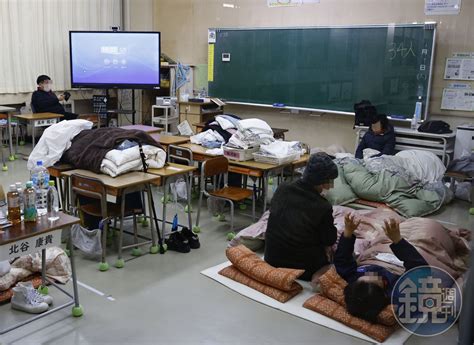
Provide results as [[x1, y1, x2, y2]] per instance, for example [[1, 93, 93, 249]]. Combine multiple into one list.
[[47, 180, 60, 222], [31, 160, 50, 216], [15, 182, 24, 215], [23, 181, 37, 222], [7, 185, 21, 225], [410, 116, 418, 130]]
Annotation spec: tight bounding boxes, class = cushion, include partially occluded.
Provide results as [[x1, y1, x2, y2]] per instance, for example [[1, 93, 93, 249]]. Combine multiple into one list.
[[219, 265, 302, 303], [226, 245, 304, 291], [318, 266, 397, 326], [303, 294, 397, 343]]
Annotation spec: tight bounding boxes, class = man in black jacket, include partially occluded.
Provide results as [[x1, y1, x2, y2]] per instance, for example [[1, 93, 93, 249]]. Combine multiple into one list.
[[264, 152, 338, 281], [31, 75, 77, 120]]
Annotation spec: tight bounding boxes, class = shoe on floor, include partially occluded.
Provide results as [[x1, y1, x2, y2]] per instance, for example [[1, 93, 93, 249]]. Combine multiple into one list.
[[180, 227, 200, 249], [17, 281, 53, 305], [11, 285, 49, 314], [165, 231, 190, 253]]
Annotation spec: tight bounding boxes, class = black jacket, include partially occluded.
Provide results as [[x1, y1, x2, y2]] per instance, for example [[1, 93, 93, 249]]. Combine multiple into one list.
[[334, 234, 428, 294], [355, 124, 396, 159], [264, 180, 338, 281], [31, 89, 65, 115]]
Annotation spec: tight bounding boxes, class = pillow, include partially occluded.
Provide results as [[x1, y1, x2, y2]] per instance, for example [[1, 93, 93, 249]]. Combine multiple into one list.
[[226, 245, 304, 291], [215, 116, 236, 130], [318, 266, 397, 326], [303, 294, 397, 343], [219, 265, 302, 303]]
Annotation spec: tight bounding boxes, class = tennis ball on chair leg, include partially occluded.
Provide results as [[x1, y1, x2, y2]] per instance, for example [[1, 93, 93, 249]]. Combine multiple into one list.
[[227, 232, 236, 241], [192, 226, 201, 233], [470, 208, 474, 215]]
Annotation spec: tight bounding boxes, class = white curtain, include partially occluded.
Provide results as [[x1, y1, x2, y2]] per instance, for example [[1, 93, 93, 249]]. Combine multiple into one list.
[[0, 0, 121, 94]]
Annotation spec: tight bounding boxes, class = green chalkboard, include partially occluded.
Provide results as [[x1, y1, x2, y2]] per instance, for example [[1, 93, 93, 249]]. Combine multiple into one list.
[[208, 24, 436, 119]]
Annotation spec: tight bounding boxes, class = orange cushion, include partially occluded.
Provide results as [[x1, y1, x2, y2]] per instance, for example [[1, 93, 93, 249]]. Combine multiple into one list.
[[303, 294, 397, 343], [226, 245, 304, 292], [219, 265, 302, 303], [318, 266, 397, 326]]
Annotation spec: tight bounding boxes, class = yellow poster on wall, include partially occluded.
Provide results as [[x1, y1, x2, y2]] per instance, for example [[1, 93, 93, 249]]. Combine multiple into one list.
[[208, 44, 215, 82]]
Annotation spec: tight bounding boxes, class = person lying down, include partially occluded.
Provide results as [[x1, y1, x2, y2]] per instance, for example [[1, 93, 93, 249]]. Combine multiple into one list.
[[335, 214, 427, 323]]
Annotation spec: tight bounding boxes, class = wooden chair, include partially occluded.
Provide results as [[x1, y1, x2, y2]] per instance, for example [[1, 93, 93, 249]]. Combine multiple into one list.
[[195, 156, 255, 232], [71, 174, 144, 271]]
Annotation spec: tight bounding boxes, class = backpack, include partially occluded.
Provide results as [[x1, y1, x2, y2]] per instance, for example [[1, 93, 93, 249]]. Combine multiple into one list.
[[354, 100, 377, 127], [418, 120, 452, 134]]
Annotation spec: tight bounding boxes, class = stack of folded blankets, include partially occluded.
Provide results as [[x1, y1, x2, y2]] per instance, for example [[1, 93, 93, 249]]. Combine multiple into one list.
[[219, 245, 304, 303], [257, 140, 303, 158], [227, 118, 275, 150], [190, 115, 241, 149], [100, 142, 166, 177]]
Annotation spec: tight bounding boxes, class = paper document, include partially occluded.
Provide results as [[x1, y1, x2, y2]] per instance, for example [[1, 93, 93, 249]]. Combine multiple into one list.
[[441, 88, 474, 111], [444, 58, 474, 80], [425, 0, 461, 15]]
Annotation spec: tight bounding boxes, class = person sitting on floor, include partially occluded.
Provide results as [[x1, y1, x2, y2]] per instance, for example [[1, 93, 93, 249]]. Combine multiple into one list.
[[335, 215, 428, 323], [355, 113, 395, 159], [264, 152, 338, 281], [31, 75, 77, 120]]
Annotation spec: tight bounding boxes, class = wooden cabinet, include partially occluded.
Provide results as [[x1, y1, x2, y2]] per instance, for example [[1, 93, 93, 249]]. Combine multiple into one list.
[[178, 101, 224, 133]]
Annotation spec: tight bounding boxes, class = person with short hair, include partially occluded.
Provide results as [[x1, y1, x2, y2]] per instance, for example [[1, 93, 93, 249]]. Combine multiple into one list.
[[31, 75, 77, 120], [355, 113, 395, 159], [264, 152, 339, 281], [335, 215, 428, 323]]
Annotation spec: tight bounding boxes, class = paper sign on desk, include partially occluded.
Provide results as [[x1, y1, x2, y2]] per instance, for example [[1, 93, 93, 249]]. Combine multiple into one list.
[[208, 44, 215, 82], [441, 88, 474, 111], [0, 229, 61, 261]]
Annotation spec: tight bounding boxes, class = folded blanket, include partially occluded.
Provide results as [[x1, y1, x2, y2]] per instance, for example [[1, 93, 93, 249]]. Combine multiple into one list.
[[219, 245, 304, 303], [226, 245, 304, 291], [219, 265, 302, 303], [303, 295, 397, 343]]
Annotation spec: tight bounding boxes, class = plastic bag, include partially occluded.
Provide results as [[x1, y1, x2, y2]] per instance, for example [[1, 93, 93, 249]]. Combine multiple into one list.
[[71, 224, 102, 257], [455, 182, 472, 202], [170, 178, 188, 201], [0, 260, 11, 277]]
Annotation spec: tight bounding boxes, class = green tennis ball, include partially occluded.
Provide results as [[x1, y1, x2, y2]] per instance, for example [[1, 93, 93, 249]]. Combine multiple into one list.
[[227, 232, 236, 241], [470, 208, 474, 215]]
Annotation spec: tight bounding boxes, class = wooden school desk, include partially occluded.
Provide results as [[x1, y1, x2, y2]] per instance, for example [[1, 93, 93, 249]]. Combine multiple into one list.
[[193, 121, 289, 140], [120, 124, 163, 134], [177, 143, 310, 211], [147, 163, 197, 239], [149, 133, 190, 152], [61, 169, 161, 268], [15, 113, 64, 149], [0, 212, 82, 334]]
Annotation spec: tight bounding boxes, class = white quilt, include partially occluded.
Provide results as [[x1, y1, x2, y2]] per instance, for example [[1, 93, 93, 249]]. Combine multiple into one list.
[[100, 144, 166, 177]]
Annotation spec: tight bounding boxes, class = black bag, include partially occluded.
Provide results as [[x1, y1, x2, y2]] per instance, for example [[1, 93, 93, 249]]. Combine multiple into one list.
[[418, 120, 452, 134], [354, 100, 377, 127]]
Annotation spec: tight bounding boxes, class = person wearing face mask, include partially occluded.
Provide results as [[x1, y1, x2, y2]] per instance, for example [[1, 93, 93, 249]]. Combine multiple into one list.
[[31, 75, 78, 120], [355, 114, 395, 159], [335, 215, 428, 323], [264, 152, 338, 281]]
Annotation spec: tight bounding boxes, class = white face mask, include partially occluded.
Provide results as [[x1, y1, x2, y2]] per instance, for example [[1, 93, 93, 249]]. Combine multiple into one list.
[[42, 84, 51, 92]]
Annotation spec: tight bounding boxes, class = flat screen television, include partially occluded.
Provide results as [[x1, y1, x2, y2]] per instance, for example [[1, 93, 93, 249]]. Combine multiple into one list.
[[69, 31, 161, 89]]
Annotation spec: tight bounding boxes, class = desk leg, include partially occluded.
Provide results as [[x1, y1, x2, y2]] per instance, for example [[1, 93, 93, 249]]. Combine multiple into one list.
[[263, 172, 269, 212], [68, 232, 83, 316], [162, 179, 168, 240], [115, 195, 126, 268], [146, 184, 159, 254], [185, 173, 193, 230], [7, 113, 14, 160], [32, 122, 36, 149]]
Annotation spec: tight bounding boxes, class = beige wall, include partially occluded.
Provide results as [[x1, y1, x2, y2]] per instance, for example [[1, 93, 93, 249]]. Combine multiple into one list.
[[154, 0, 474, 151]]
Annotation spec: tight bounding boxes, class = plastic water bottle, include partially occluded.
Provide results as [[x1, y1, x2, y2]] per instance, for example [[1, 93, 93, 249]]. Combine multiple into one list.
[[15, 182, 24, 215], [31, 160, 50, 216], [23, 181, 37, 222], [47, 180, 60, 221], [7, 185, 21, 225]]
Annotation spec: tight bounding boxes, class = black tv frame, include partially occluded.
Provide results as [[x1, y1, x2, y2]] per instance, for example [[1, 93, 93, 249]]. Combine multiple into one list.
[[69, 30, 161, 89]]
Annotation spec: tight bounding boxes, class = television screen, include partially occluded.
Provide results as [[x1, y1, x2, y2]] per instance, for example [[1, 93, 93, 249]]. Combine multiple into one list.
[[69, 31, 161, 89]]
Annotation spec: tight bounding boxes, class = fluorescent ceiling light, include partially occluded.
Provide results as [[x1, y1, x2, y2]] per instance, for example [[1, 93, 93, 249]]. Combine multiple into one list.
[[223, 3, 235, 8]]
